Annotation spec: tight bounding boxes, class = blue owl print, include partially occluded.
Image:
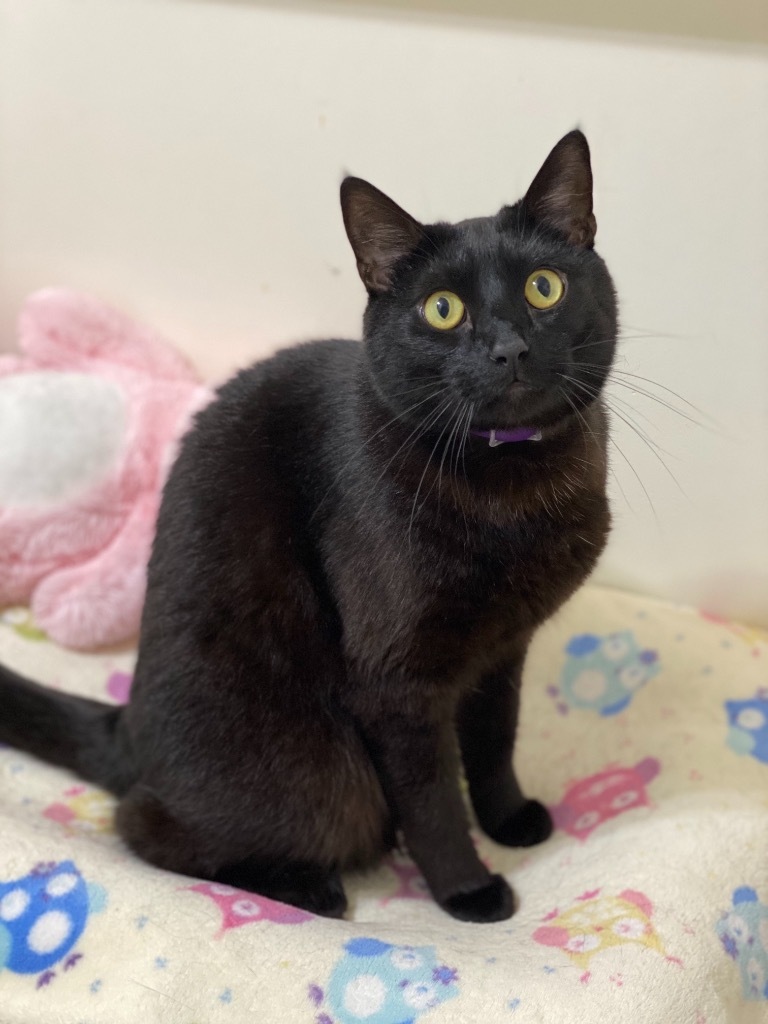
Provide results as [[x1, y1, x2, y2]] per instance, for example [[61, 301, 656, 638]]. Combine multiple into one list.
[[308, 937, 459, 1024], [552, 631, 660, 716], [716, 887, 768, 1000], [0, 860, 106, 988], [724, 694, 768, 764]]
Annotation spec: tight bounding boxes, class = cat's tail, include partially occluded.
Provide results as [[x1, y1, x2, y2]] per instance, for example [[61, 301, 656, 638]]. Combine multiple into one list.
[[0, 662, 135, 794]]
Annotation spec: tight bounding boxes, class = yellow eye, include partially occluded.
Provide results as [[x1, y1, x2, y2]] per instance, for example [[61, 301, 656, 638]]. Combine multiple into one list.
[[422, 291, 465, 331], [524, 269, 565, 310]]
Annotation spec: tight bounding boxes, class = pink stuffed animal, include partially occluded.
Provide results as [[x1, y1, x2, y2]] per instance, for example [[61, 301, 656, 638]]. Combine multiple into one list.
[[0, 289, 213, 648]]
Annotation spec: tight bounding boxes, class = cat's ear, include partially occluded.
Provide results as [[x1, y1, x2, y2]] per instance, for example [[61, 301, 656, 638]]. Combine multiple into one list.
[[340, 177, 424, 293], [522, 130, 597, 248]]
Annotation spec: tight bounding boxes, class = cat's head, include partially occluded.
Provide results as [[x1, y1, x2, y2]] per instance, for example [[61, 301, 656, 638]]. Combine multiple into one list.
[[341, 130, 617, 437]]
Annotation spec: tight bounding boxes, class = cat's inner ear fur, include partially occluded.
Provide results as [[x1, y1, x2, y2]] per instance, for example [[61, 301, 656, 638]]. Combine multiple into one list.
[[522, 130, 597, 248], [341, 177, 425, 294]]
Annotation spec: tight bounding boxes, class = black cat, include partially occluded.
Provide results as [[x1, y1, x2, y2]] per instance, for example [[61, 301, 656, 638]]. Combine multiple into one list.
[[0, 130, 616, 923]]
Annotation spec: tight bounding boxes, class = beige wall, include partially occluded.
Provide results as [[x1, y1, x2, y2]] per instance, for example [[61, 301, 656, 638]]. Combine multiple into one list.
[[1, 0, 767, 624], [283, 0, 768, 46]]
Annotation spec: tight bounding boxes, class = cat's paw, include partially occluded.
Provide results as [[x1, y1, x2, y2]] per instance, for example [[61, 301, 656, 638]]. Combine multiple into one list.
[[488, 799, 553, 848], [277, 868, 347, 919], [299, 875, 348, 919], [440, 873, 515, 923]]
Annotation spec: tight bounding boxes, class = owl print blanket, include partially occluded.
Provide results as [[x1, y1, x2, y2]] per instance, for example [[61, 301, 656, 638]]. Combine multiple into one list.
[[0, 585, 767, 1023]]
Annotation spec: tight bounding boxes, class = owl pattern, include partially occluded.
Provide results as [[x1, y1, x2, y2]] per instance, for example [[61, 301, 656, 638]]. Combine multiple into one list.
[[533, 888, 669, 975], [550, 758, 661, 840], [716, 887, 768, 1000], [724, 693, 768, 764], [309, 937, 459, 1024], [379, 849, 429, 904], [43, 785, 116, 835], [0, 860, 106, 988], [551, 631, 660, 716], [186, 881, 313, 934]]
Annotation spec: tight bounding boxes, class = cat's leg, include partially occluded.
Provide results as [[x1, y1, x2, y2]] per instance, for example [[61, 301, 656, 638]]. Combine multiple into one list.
[[214, 859, 347, 919], [355, 698, 515, 923], [457, 656, 553, 848], [116, 784, 349, 919]]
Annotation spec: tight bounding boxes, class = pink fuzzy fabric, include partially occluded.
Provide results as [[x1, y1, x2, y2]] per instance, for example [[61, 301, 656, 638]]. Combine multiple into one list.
[[0, 289, 213, 648]]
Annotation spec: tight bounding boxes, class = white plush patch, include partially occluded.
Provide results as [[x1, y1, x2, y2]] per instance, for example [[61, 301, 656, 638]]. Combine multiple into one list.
[[0, 372, 126, 506]]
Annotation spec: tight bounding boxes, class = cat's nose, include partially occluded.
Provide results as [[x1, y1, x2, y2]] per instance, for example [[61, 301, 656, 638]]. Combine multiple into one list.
[[489, 333, 529, 370]]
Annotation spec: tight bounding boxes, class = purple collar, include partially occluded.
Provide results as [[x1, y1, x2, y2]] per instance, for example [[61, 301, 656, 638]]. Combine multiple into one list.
[[471, 426, 542, 447]]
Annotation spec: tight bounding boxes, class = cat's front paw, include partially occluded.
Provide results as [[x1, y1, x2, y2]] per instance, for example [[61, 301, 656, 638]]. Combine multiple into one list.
[[440, 873, 515, 923], [487, 799, 553, 848]]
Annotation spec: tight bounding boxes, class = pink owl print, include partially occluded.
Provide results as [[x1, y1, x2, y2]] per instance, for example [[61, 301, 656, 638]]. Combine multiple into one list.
[[550, 758, 660, 840], [186, 882, 312, 936]]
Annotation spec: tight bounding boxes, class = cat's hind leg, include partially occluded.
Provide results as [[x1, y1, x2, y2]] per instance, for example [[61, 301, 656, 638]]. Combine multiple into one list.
[[116, 783, 349, 918], [214, 858, 347, 919]]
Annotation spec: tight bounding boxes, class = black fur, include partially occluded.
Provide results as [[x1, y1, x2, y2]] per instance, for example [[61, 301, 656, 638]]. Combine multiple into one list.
[[0, 131, 617, 923]]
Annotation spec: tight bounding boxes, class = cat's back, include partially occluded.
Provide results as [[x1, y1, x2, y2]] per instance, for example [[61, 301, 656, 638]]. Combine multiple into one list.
[[196, 337, 362, 442], [144, 338, 361, 610], [165, 337, 362, 487]]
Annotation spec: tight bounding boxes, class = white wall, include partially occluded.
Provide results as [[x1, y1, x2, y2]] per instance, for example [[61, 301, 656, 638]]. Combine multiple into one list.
[[2, 0, 767, 624]]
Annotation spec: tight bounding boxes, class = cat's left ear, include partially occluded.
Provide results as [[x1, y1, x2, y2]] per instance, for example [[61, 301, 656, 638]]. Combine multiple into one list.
[[341, 177, 425, 293], [522, 130, 597, 248]]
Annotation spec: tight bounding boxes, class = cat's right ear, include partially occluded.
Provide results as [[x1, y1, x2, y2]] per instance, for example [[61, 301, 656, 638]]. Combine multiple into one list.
[[340, 178, 424, 294], [522, 130, 597, 248]]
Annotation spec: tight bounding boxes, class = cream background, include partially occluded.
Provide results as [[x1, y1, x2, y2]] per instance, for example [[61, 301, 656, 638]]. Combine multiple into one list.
[[1, 0, 767, 623]]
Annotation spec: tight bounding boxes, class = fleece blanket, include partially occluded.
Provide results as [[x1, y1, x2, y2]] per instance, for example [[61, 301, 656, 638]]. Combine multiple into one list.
[[0, 585, 766, 1024]]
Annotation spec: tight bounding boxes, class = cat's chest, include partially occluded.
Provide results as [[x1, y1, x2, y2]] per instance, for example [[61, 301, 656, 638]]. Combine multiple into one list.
[[423, 508, 603, 633], [333, 493, 609, 681]]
